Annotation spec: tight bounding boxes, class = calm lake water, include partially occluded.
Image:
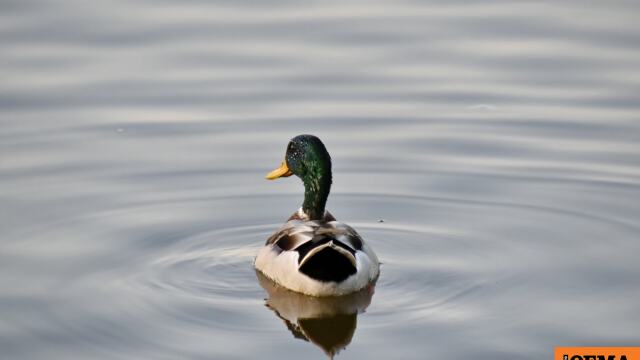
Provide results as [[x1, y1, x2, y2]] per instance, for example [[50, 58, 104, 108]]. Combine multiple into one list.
[[2, 1, 640, 359]]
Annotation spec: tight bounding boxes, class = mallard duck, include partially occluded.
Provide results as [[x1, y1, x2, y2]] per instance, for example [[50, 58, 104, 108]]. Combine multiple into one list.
[[254, 134, 379, 297]]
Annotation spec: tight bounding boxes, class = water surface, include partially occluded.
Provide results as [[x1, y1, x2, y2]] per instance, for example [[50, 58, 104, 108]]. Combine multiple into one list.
[[2, 0, 640, 359]]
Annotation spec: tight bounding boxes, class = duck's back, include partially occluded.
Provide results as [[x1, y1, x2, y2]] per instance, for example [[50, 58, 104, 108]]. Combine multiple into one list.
[[255, 210, 379, 296]]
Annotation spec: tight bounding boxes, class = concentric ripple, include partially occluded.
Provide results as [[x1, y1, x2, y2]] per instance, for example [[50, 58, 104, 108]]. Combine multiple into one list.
[[3, 178, 640, 359], [139, 224, 270, 300]]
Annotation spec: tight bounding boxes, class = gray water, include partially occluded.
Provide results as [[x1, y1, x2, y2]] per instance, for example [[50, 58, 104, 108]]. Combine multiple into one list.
[[2, 0, 640, 359]]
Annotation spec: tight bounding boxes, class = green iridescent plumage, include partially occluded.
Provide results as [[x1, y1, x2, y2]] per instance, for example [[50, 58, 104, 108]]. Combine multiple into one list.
[[289, 135, 332, 220], [266, 134, 333, 220]]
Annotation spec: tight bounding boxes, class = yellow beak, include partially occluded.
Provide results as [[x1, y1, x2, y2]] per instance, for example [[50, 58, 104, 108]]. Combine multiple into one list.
[[266, 161, 293, 180]]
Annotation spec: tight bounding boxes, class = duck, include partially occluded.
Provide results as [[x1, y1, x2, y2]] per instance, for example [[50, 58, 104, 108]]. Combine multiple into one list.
[[254, 134, 379, 297]]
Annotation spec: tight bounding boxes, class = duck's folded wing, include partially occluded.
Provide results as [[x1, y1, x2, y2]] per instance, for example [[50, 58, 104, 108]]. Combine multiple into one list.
[[266, 220, 364, 253], [316, 222, 363, 251], [265, 221, 316, 251]]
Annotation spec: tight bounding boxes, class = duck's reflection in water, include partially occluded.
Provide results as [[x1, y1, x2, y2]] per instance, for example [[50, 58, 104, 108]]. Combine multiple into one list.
[[256, 271, 375, 358]]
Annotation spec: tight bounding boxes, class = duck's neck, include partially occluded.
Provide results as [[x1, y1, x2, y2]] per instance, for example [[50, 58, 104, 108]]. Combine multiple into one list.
[[302, 171, 332, 221]]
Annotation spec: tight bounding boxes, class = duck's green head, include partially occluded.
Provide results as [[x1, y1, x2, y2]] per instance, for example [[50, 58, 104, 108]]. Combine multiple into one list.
[[266, 134, 332, 220]]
